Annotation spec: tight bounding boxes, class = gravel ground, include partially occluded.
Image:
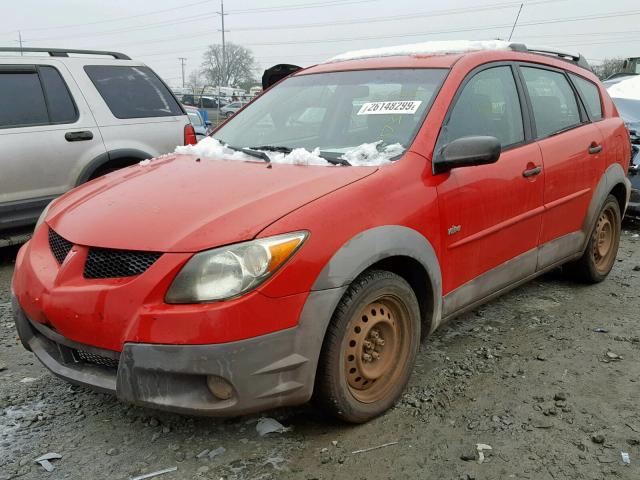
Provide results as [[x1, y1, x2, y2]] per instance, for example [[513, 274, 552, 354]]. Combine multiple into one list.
[[1, 223, 639, 480]]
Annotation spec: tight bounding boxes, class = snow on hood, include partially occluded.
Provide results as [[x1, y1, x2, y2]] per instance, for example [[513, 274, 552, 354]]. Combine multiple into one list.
[[173, 137, 404, 166], [607, 75, 640, 101], [325, 40, 512, 63]]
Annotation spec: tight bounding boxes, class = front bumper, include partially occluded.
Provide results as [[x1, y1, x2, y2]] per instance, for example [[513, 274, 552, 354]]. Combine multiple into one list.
[[12, 287, 345, 416]]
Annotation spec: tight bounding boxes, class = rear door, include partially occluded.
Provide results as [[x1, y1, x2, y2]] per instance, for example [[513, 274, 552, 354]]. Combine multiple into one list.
[[435, 64, 545, 315], [518, 64, 604, 268], [0, 63, 104, 231]]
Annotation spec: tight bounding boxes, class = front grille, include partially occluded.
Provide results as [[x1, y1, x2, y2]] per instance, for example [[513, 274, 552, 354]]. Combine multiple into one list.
[[74, 349, 120, 369], [48, 228, 73, 264], [84, 248, 162, 279]]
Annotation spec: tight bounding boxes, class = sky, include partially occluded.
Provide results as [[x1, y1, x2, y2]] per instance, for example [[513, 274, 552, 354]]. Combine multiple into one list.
[[1, 0, 639, 88]]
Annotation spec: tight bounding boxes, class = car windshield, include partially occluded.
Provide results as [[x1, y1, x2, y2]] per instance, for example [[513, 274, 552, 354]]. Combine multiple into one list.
[[214, 68, 447, 162]]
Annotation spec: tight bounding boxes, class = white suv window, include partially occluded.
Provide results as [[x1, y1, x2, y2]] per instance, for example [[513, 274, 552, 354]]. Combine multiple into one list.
[[0, 69, 48, 128], [84, 65, 182, 119]]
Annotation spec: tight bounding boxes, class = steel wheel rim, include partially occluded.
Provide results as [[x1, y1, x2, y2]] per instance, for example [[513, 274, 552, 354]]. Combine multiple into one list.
[[592, 206, 617, 273], [343, 296, 411, 404]]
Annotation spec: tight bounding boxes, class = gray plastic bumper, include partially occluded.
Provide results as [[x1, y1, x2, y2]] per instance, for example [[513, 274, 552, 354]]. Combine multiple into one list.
[[11, 287, 346, 416]]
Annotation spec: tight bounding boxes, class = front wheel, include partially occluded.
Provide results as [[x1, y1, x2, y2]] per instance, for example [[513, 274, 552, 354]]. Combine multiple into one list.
[[314, 270, 420, 423], [564, 194, 621, 283]]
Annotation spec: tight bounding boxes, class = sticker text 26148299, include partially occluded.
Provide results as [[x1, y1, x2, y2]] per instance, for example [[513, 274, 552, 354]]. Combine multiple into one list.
[[357, 101, 422, 115]]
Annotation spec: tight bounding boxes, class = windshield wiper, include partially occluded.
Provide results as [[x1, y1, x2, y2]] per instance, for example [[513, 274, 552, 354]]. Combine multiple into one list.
[[251, 145, 351, 166], [317, 152, 351, 166], [249, 145, 292, 153], [226, 145, 271, 163]]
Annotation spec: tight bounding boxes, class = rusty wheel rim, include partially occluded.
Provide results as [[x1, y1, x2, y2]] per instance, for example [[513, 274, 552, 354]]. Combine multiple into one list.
[[592, 206, 618, 274], [343, 297, 411, 403]]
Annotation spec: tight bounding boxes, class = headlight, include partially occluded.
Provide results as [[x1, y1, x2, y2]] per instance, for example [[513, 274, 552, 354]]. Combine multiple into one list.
[[165, 231, 308, 303], [34, 200, 54, 232]]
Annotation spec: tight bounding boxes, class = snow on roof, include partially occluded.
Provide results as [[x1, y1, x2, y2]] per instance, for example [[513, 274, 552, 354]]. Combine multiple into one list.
[[325, 40, 513, 63], [607, 74, 640, 101]]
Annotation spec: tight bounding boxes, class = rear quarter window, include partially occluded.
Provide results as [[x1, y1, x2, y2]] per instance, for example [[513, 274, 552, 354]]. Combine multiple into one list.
[[570, 74, 603, 121], [84, 65, 182, 119], [39, 66, 77, 124]]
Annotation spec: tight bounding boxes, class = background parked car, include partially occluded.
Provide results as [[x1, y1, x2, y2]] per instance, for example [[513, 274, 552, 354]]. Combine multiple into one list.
[[180, 94, 229, 109], [220, 100, 249, 118], [0, 47, 196, 242], [606, 75, 640, 216], [184, 105, 212, 140]]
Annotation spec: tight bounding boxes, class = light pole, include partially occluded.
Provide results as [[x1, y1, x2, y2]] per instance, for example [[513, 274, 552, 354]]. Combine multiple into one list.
[[178, 57, 186, 88]]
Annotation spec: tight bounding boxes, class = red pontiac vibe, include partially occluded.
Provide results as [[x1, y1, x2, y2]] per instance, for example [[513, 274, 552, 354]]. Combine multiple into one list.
[[12, 41, 631, 422]]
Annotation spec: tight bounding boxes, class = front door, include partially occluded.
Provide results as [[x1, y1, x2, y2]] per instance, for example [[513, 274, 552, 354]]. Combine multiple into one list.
[[435, 64, 544, 316]]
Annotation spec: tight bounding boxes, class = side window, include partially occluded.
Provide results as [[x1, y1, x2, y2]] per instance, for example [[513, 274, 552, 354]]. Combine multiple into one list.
[[441, 66, 524, 148], [84, 65, 183, 119], [570, 74, 603, 121], [521, 67, 581, 138], [39, 66, 77, 124], [0, 70, 48, 128]]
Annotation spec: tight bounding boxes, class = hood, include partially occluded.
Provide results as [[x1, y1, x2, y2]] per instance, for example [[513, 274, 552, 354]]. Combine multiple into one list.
[[48, 154, 376, 252]]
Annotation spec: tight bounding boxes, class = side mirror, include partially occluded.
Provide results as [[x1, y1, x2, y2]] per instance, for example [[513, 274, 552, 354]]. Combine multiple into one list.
[[433, 136, 501, 174]]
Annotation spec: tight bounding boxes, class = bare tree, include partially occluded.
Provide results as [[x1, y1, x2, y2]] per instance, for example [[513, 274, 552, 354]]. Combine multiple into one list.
[[201, 42, 257, 87], [187, 69, 207, 95], [593, 58, 626, 80]]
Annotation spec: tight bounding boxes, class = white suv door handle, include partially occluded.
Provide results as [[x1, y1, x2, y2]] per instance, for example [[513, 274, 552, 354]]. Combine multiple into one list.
[[65, 131, 93, 142]]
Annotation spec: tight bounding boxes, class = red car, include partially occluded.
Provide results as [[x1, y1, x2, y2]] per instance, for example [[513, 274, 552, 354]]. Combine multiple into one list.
[[12, 41, 631, 423]]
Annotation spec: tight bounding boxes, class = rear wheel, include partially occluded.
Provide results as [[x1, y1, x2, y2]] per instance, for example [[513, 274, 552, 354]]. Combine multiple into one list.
[[564, 194, 621, 283], [314, 270, 420, 423]]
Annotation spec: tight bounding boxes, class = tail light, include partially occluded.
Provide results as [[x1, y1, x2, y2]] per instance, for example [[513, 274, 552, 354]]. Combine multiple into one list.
[[184, 124, 197, 145]]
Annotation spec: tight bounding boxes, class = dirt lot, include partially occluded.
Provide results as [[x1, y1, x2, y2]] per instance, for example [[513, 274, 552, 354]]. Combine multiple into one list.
[[1, 223, 639, 480]]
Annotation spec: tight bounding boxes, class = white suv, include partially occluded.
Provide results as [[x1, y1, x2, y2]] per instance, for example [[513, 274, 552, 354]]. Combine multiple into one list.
[[0, 48, 195, 243]]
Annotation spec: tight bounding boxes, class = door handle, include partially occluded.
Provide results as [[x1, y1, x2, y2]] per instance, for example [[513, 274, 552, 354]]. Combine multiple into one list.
[[65, 131, 93, 142], [588, 143, 603, 154], [522, 166, 542, 178]]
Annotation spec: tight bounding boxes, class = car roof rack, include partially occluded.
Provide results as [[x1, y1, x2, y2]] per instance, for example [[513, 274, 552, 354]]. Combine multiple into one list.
[[509, 43, 591, 70], [0, 47, 130, 60]]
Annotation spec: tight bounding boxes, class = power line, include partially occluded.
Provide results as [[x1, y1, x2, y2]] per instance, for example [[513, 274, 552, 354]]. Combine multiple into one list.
[[0, 0, 212, 35], [11, 0, 383, 42], [227, 1, 547, 32], [134, 8, 640, 51], [227, 0, 378, 14], [26, 13, 218, 42], [21, 0, 547, 44]]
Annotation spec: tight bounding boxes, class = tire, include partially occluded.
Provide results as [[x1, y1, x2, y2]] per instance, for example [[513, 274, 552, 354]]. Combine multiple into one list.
[[87, 159, 138, 181], [314, 270, 421, 423], [564, 194, 621, 283]]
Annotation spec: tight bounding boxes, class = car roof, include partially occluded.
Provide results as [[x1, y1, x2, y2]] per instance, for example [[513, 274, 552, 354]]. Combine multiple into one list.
[[298, 40, 592, 77]]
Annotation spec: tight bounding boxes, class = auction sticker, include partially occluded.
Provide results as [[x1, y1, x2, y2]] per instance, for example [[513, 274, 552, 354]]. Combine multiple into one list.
[[357, 101, 422, 115]]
